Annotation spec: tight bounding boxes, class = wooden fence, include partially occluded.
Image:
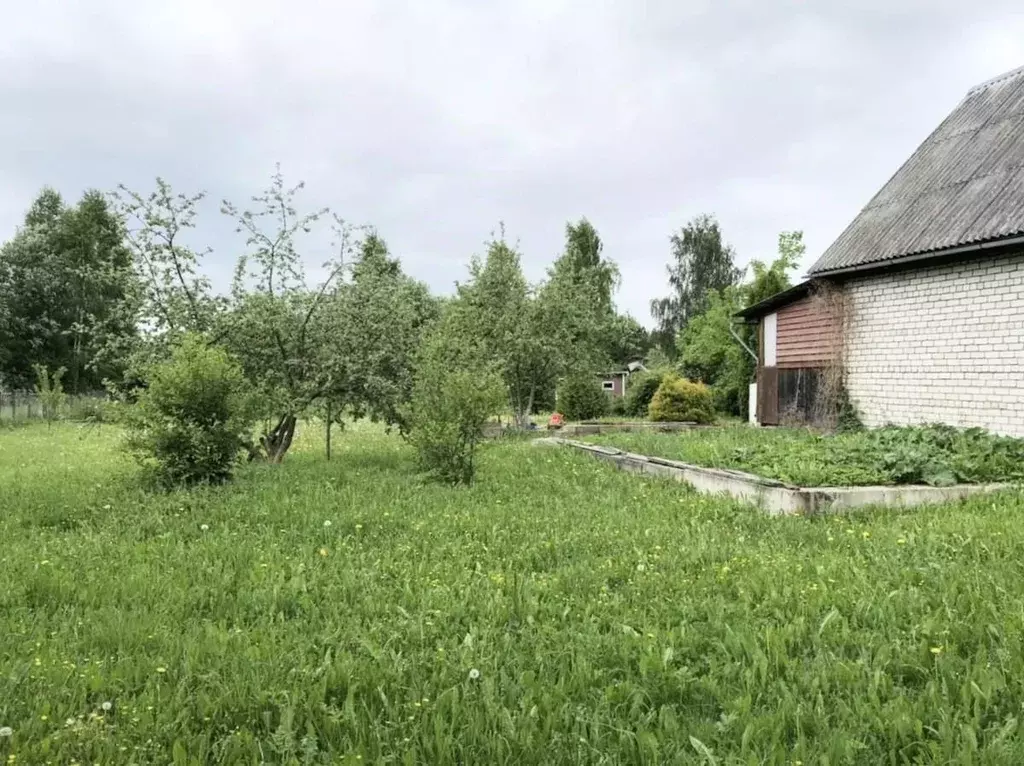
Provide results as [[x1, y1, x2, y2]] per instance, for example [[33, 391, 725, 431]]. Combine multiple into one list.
[[0, 391, 107, 422]]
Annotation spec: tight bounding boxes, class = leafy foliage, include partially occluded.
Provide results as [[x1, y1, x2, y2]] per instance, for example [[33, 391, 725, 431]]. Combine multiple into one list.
[[606, 313, 650, 368], [124, 334, 254, 486], [449, 231, 602, 428], [623, 369, 667, 418], [675, 231, 804, 417], [0, 188, 139, 392], [117, 172, 439, 462], [648, 375, 715, 423], [33, 365, 68, 424], [407, 321, 505, 484], [744, 230, 805, 307], [114, 179, 220, 337], [219, 168, 347, 462], [650, 214, 740, 354], [677, 287, 748, 414], [589, 424, 1024, 487], [555, 218, 619, 314], [556, 375, 608, 422], [607, 394, 627, 417], [321, 234, 439, 433]]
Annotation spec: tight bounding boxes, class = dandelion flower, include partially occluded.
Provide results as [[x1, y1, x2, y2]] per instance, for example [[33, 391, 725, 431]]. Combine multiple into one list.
[[930, 646, 943, 655], [200, 524, 209, 532], [897, 538, 907, 545], [0, 726, 11, 737], [39, 715, 47, 722], [323, 520, 332, 528], [355, 523, 363, 531], [319, 548, 329, 557], [636, 563, 646, 572], [101, 701, 112, 712], [468, 668, 481, 681], [156, 666, 167, 674]]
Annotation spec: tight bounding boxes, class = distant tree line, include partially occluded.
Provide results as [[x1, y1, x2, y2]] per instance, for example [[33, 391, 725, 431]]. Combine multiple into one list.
[[648, 215, 803, 416], [0, 173, 801, 481], [0, 188, 138, 393]]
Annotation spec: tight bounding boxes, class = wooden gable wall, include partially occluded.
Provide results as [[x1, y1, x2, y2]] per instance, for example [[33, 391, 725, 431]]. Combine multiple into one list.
[[774, 295, 840, 369]]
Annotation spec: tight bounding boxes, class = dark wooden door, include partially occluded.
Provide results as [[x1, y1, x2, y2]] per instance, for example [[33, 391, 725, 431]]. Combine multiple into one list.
[[758, 366, 779, 425]]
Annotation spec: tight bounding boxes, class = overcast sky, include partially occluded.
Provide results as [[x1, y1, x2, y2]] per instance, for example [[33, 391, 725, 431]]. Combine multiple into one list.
[[4, 0, 1024, 325]]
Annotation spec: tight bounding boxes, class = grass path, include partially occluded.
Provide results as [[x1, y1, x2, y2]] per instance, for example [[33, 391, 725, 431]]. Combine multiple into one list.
[[2, 423, 1024, 763]]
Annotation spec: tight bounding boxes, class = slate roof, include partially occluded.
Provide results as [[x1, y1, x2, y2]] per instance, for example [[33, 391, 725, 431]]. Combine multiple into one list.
[[808, 65, 1024, 275]]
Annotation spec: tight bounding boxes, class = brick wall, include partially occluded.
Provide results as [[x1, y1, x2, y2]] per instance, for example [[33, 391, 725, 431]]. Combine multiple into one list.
[[843, 251, 1024, 437]]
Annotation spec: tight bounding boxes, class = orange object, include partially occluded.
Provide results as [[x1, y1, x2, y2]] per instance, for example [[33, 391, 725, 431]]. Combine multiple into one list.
[[548, 412, 564, 429]]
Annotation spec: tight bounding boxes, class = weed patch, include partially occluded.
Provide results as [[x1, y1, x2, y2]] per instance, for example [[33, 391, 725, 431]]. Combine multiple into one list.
[[588, 424, 1024, 486]]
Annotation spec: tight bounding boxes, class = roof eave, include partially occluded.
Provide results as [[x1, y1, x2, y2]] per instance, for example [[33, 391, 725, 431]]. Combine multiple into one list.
[[808, 233, 1024, 279], [732, 281, 813, 321]]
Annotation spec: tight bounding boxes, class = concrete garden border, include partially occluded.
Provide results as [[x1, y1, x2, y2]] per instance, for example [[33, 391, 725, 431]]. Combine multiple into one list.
[[552, 421, 703, 437], [539, 438, 1010, 516], [483, 421, 702, 439]]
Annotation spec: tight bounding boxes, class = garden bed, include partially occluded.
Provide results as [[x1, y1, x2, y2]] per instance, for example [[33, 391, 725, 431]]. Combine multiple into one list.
[[482, 421, 703, 438], [583, 424, 1024, 488], [544, 438, 1009, 516], [554, 421, 701, 436]]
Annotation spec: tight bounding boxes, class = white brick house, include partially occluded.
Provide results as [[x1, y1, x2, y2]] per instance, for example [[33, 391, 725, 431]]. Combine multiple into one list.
[[844, 254, 1024, 435], [738, 66, 1024, 437]]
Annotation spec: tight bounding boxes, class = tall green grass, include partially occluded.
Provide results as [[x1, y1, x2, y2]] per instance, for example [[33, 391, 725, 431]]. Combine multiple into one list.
[[2, 423, 1024, 763]]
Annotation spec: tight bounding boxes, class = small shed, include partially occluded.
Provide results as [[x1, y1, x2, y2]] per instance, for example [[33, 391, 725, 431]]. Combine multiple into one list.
[[598, 371, 630, 398], [735, 281, 842, 425], [598, 362, 646, 399]]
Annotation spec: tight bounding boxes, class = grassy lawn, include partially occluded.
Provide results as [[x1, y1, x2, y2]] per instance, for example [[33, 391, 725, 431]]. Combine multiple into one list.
[[585, 425, 1024, 487], [3, 424, 1024, 763]]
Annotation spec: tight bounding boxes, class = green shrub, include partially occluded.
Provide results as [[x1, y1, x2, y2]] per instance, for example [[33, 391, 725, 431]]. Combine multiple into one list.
[[33, 365, 68, 424], [66, 396, 114, 423], [125, 334, 254, 486], [835, 386, 863, 433], [557, 375, 608, 422], [624, 370, 666, 418], [607, 395, 627, 417], [648, 375, 715, 424], [408, 346, 505, 485]]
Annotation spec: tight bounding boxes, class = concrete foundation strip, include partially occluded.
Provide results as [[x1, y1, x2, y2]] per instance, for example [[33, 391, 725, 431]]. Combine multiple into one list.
[[537, 437, 1011, 516], [484, 421, 703, 439]]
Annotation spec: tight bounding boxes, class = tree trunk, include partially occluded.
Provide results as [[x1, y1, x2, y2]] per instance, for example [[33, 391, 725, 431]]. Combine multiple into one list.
[[512, 385, 536, 429], [261, 414, 297, 463], [325, 401, 333, 461]]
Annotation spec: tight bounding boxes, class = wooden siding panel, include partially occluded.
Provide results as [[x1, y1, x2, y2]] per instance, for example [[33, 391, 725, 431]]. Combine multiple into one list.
[[758, 366, 779, 425], [775, 295, 840, 369]]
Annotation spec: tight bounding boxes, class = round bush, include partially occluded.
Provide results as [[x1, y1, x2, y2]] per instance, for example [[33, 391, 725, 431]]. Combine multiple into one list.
[[125, 334, 254, 486], [557, 375, 608, 422], [648, 376, 715, 424], [623, 370, 666, 418]]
